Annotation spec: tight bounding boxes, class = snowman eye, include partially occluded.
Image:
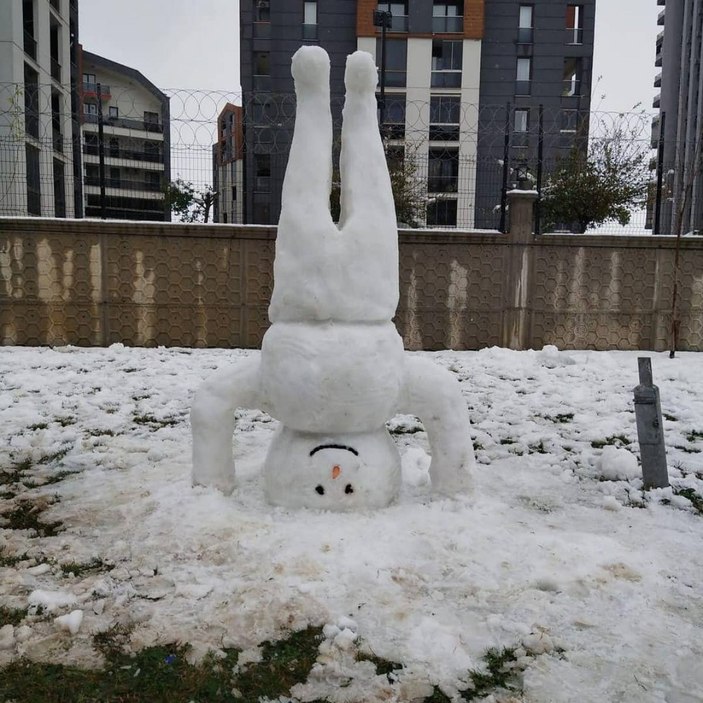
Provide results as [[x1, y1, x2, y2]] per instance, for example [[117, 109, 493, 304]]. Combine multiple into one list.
[[344, 484, 354, 494], [315, 485, 325, 495]]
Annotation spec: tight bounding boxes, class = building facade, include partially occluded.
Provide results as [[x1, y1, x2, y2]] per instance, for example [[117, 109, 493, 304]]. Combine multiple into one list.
[[79, 50, 171, 220], [0, 0, 80, 217], [239, 0, 595, 228], [212, 103, 244, 223], [651, 0, 703, 235]]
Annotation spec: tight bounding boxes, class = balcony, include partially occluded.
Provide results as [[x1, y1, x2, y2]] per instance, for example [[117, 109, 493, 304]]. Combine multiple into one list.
[[84, 176, 163, 192], [82, 82, 111, 97], [253, 21, 270, 38], [388, 15, 409, 32], [515, 79, 531, 95], [653, 93, 661, 109], [658, 9, 665, 24], [427, 176, 458, 193], [431, 71, 461, 88], [429, 124, 460, 141], [302, 23, 317, 40], [23, 31, 37, 60], [25, 108, 39, 140], [654, 72, 662, 87], [83, 113, 163, 133], [82, 143, 163, 163], [562, 79, 582, 97], [51, 58, 61, 82], [517, 27, 533, 44], [566, 27, 583, 44], [432, 16, 463, 33]]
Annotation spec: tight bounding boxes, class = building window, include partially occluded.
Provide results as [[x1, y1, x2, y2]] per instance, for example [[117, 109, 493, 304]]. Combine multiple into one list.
[[303, 1, 317, 40], [255, 0, 270, 22], [144, 111, 160, 131], [566, 5, 584, 44], [429, 95, 460, 140], [377, 2, 408, 32], [25, 143, 41, 215], [384, 93, 406, 138], [83, 102, 97, 116], [562, 58, 582, 96], [51, 91, 62, 153], [254, 51, 270, 76], [145, 172, 161, 191], [427, 199, 457, 227], [513, 108, 529, 147], [377, 39, 407, 87], [108, 106, 119, 119], [255, 154, 271, 192], [23, 0, 36, 60], [516, 57, 531, 95], [53, 158, 66, 218], [431, 40, 462, 88], [560, 109, 578, 132], [232, 185, 237, 201], [518, 5, 533, 44], [24, 63, 39, 139], [433, 1, 464, 33], [108, 137, 119, 157], [428, 148, 458, 193]]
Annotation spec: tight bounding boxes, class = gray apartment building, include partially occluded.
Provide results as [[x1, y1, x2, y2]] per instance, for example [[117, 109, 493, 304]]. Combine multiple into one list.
[[651, 0, 703, 235], [239, 0, 595, 228]]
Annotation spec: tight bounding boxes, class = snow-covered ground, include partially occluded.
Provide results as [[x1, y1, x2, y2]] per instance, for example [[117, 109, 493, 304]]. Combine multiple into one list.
[[1, 344, 702, 702]]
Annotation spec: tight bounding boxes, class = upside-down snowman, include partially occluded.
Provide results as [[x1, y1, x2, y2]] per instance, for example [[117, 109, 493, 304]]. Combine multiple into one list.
[[191, 46, 474, 510]]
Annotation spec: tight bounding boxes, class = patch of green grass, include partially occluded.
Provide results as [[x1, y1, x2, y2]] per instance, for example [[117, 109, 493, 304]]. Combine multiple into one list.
[[528, 440, 548, 454], [2, 499, 62, 537], [28, 422, 49, 431], [591, 434, 631, 449], [0, 550, 28, 567], [0, 626, 324, 703], [61, 558, 111, 578], [356, 651, 403, 679], [673, 487, 703, 515], [133, 414, 180, 429], [663, 413, 678, 422], [461, 647, 520, 701], [544, 413, 574, 423], [87, 428, 116, 437], [673, 445, 701, 454], [684, 429, 703, 443], [500, 438, 516, 445], [0, 605, 28, 626], [56, 417, 76, 427]]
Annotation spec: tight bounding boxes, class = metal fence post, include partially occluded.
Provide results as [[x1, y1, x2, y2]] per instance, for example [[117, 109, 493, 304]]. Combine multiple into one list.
[[499, 102, 511, 233], [97, 82, 106, 219], [633, 357, 669, 488]]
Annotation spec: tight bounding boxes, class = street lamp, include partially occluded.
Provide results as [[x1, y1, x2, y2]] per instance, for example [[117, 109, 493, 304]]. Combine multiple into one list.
[[373, 9, 392, 130]]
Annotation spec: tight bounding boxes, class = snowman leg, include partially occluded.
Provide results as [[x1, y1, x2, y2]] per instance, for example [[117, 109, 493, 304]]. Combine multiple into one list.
[[191, 355, 263, 495], [278, 45, 334, 234], [398, 356, 474, 495], [338, 50, 396, 234]]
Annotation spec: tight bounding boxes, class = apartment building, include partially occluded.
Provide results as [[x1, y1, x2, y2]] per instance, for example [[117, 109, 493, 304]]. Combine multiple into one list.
[[651, 0, 703, 235], [79, 50, 171, 220], [0, 0, 81, 217], [239, 0, 595, 228], [212, 103, 244, 223]]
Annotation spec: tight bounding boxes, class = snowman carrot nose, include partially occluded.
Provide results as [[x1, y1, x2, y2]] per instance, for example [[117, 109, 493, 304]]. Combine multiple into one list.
[[331, 465, 341, 479]]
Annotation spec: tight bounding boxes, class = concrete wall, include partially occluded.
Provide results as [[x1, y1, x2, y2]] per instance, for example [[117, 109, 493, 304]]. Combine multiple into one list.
[[2, 196, 703, 351]]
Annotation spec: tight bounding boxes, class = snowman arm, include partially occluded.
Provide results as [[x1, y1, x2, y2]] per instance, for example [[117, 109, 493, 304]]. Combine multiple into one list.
[[191, 355, 263, 495], [397, 355, 474, 495]]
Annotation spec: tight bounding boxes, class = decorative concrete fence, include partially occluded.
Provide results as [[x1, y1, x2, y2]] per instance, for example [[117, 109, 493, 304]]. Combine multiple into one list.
[[2, 193, 703, 351]]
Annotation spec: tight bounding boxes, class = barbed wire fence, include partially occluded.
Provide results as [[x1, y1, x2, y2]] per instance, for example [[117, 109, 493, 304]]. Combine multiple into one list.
[[0, 81, 663, 233]]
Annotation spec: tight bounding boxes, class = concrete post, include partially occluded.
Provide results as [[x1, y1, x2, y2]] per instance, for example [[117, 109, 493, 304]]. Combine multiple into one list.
[[634, 357, 669, 489], [502, 188, 538, 349]]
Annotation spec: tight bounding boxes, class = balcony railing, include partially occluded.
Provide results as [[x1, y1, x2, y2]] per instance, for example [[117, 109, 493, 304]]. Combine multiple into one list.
[[517, 27, 533, 44], [432, 15, 463, 33], [253, 21, 270, 38], [565, 27, 583, 44], [430, 71, 461, 88], [24, 31, 37, 60], [82, 143, 162, 162], [51, 58, 61, 82], [82, 82, 111, 96], [83, 113, 163, 133], [84, 176, 163, 192], [302, 23, 317, 40], [427, 176, 458, 193], [515, 79, 531, 95], [25, 109, 40, 139], [429, 124, 460, 141], [388, 15, 408, 31]]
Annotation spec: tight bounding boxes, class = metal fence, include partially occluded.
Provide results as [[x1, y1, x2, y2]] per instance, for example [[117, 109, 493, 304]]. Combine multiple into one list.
[[0, 81, 660, 232]]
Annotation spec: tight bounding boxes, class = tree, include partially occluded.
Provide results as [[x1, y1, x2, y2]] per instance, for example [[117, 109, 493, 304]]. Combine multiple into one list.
[[164, 178, 216, 223], [540, 124, 651, 232]]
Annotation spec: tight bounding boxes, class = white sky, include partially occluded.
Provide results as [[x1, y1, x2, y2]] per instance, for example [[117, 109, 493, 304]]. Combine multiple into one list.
[[80, 0, 659, 113]]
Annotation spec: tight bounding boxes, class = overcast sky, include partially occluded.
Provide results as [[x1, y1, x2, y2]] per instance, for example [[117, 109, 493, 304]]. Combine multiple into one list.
[[80, 0, 659, 114]]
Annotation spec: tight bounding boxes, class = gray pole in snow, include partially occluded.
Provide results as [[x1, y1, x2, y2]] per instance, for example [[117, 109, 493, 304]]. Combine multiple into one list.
[[633, 357, 669, 489]]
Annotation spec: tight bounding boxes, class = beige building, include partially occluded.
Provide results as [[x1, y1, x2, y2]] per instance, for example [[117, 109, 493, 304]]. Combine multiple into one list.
[[212, 103, 244, 223], [79, 49, 171, 220], [0, 0, 80, 217]]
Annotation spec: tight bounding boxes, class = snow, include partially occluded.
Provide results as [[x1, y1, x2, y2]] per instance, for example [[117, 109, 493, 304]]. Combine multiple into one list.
[[54, 609, 84, 635], [1, 344, 703, 700], [192, 47, 474, 510]]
